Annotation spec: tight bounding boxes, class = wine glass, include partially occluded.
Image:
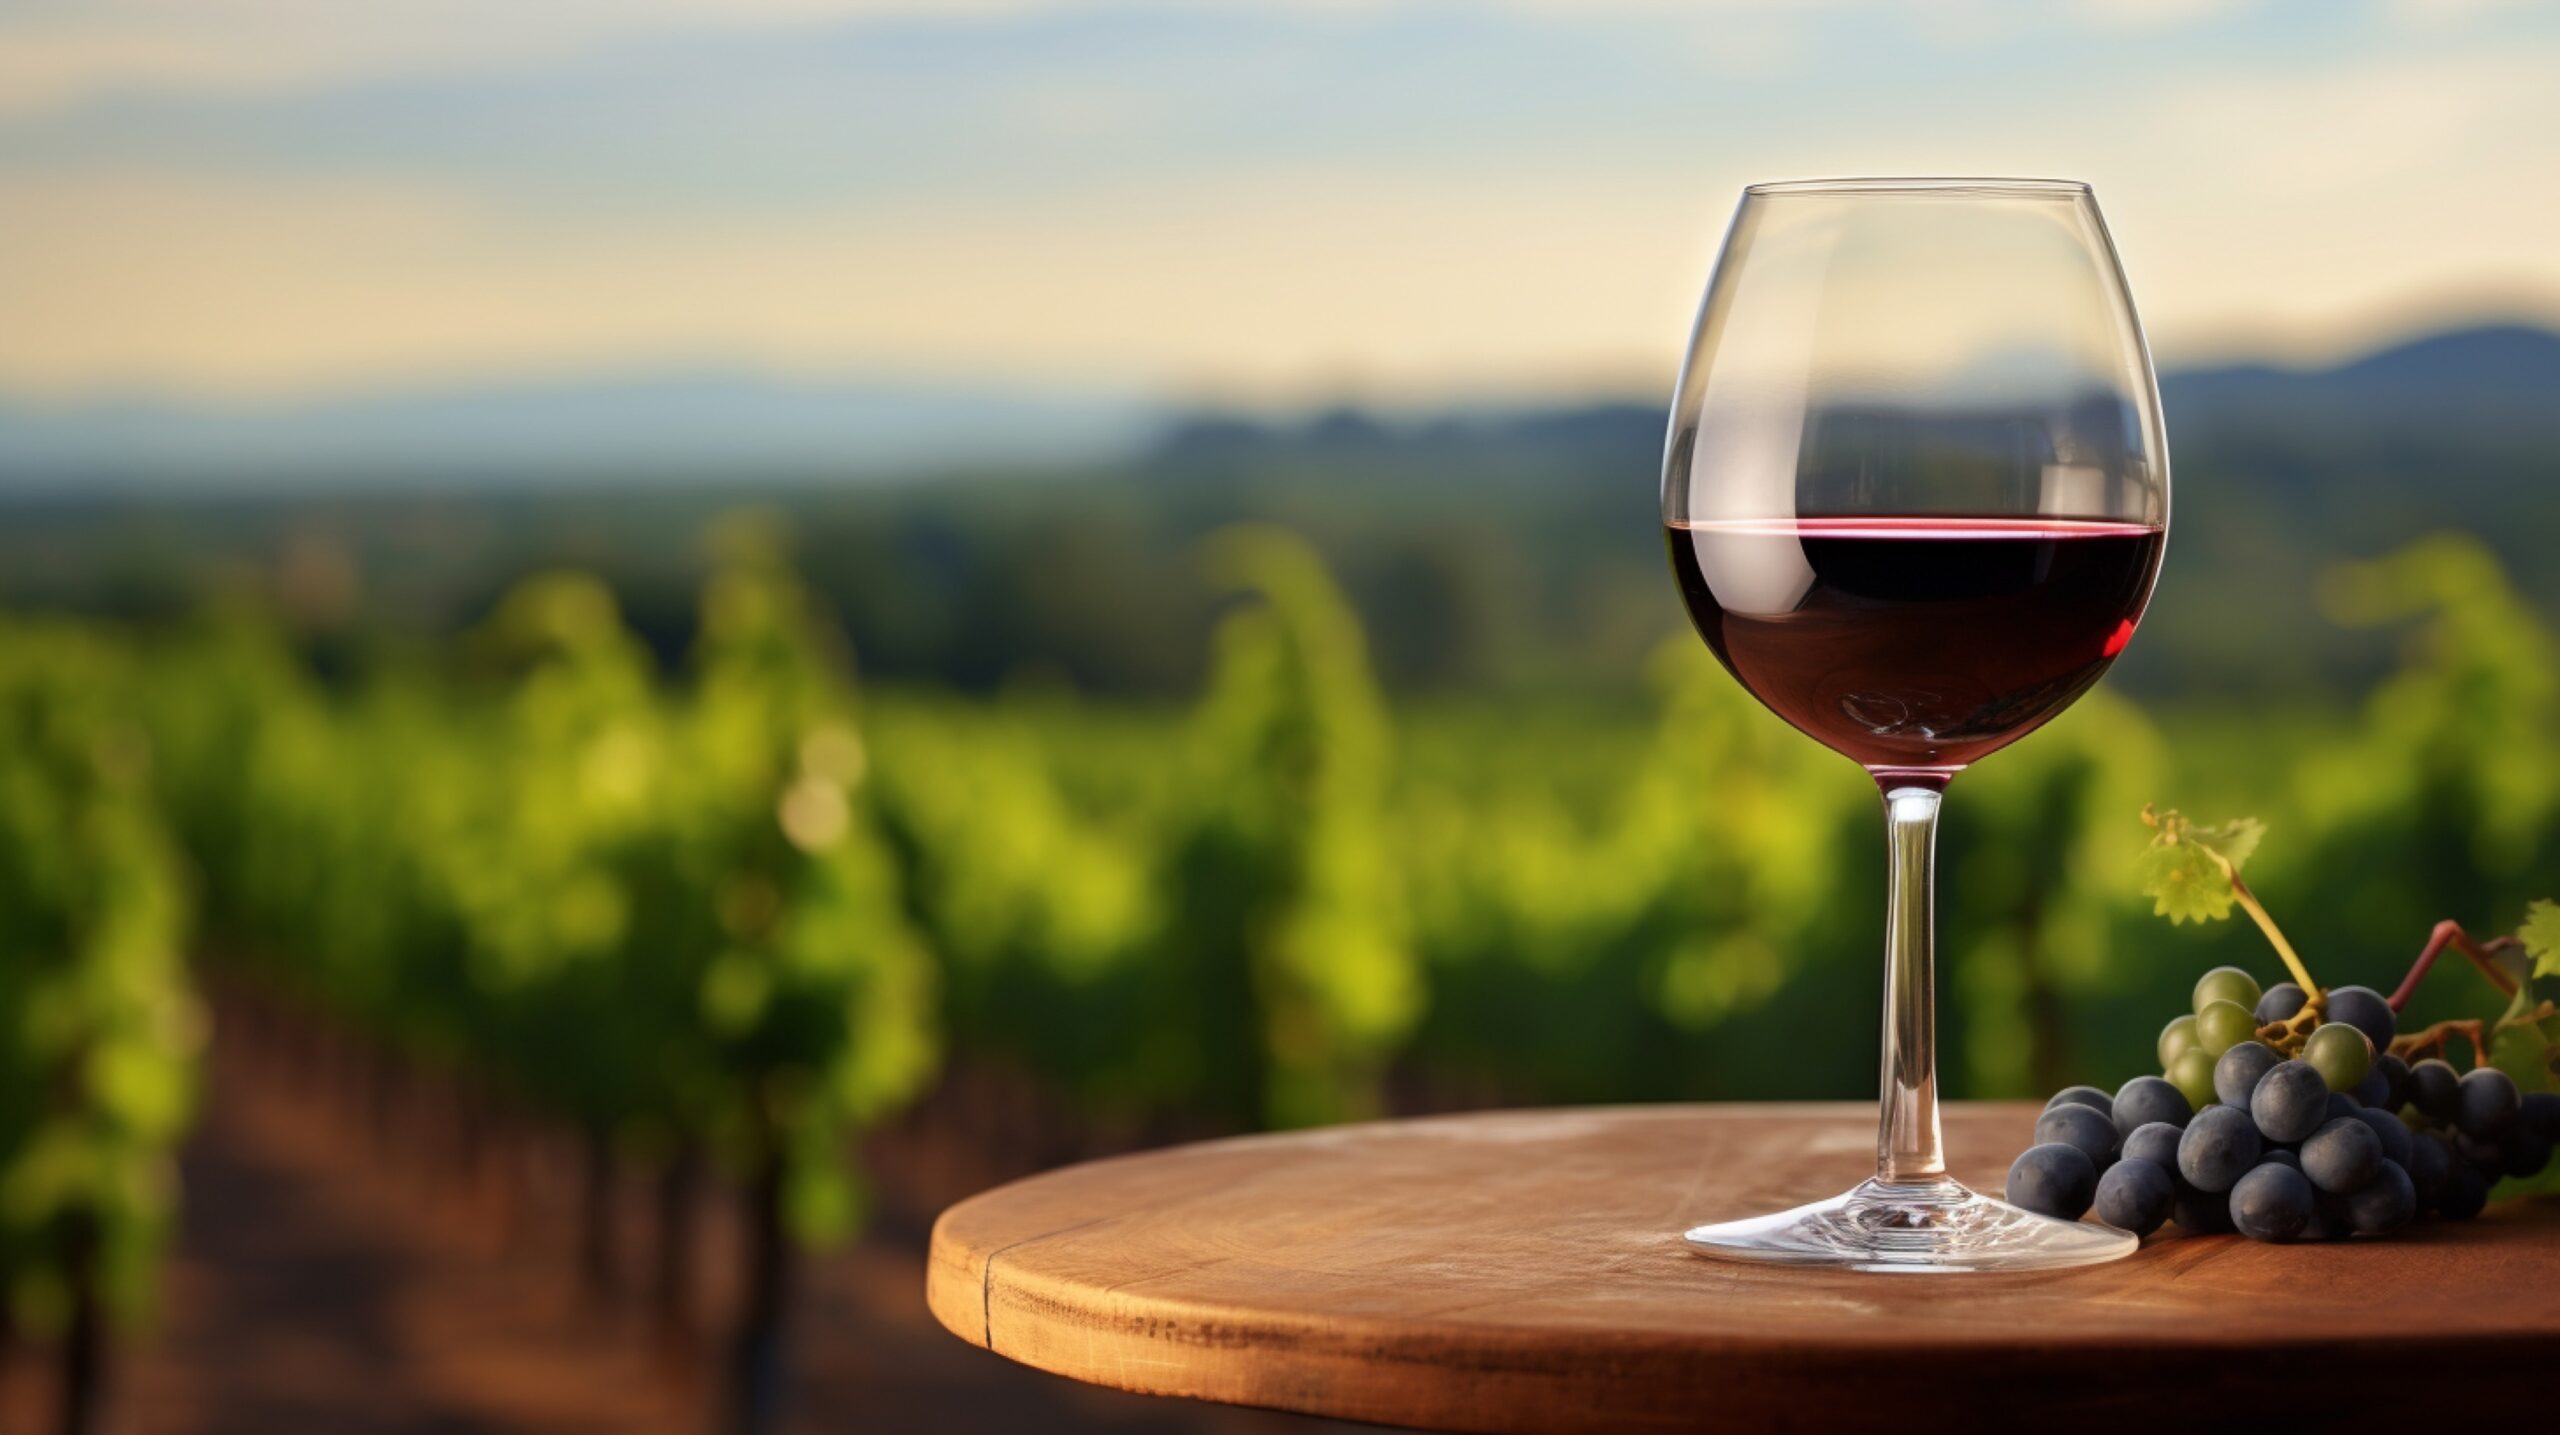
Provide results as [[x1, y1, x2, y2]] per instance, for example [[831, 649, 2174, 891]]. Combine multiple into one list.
[[1664, 178, 2168, 1271]]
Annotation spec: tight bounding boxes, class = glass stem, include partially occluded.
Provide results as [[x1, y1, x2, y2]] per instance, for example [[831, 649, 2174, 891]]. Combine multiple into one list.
[[1876, 784, 1946, 1184]]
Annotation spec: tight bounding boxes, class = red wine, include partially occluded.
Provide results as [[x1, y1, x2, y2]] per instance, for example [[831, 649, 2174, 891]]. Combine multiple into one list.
[[1666, 516, 2163, 785]]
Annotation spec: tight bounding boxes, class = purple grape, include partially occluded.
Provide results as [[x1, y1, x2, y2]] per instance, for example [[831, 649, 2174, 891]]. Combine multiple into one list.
[[2407, 1058, 2461, 1122], [2302, 1117, 2382, 1194], [2121, 1121, 2183, 1169], [2438, 1164, 2491, 1221], [2371, 1054, 2411, 1112], [2500, 1125, 2552, 1179], [2094, 1158, 2175, 1236], [2249, 1061, 2328, 1144], [2345, 1160, 2416, 1235], [2351, 1104, 2412, 1168], [2034, 1102, 2121, 1172], [2254, 982, 2308, 1026], [2178, 1106, 2261, 1193], [2520, 1091, 2560, 1143], [2457, 1066, 2521, 1139], [2230, 1162, 2314, 1242], [2171, 1183, 2233, 1234], [2111, 1075, 2192, 1136], [2324, 986, 2397, 1049], [2045, 1085, 2114, 1118], [2007, 1142, 2099, 1220], [2405, 1129, 2452, 1206], [2213, 1041, 2280, 1110]]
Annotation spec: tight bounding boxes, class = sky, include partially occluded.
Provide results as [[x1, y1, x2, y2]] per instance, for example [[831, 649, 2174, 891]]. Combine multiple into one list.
[[5, 0, 2559, 411]]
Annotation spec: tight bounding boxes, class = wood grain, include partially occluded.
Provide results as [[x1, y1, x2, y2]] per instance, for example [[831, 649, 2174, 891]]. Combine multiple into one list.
[[925, 1102, 2560, 1432]]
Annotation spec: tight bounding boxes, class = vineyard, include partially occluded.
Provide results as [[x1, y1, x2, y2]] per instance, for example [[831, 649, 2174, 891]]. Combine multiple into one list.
[[3, 523, 2557, 1432]]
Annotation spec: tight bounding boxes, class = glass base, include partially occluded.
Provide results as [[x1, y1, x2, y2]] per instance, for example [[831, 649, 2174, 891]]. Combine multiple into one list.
[[1682, 1176, 2137, 1273]]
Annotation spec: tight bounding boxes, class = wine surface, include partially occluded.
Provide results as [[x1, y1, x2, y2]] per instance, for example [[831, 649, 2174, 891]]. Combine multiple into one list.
[[1665, 516, 2164, 784]]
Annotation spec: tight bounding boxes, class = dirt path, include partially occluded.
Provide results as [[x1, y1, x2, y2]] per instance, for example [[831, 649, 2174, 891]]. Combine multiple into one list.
[[3, 1043, 1356, 1435]]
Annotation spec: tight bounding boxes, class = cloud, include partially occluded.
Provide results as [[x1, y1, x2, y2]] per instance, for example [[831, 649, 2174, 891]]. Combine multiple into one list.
[[2106, 44, 2560, 359], [2147, 48, 2549, 190], [2071, 0, 2253, 29], [0, 0, 1062, 118], [0, 165, 1722, 402], [0, 7, 1787, 222], [5, 2, 2559, 399], [0, 0, 2327, 121], [2382, 0, 2538, 27]]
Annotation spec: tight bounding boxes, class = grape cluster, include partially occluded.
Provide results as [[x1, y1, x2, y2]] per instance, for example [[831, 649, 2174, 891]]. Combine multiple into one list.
[[2005, 966, 2560, 1242]]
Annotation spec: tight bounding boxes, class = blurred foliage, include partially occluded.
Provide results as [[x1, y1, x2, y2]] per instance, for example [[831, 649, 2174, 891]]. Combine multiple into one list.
[[0, 622, 196, 1335], [1183, 527, 1413, 1126], [142, 533, 940, 1254], [4, 361, 2555, 710], [3, 520, 2558, 1335]]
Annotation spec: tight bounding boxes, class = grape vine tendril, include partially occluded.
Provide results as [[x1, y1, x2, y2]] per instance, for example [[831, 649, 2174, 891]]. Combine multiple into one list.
[[2386, 920, 2522, 1010], [2391, 1018, 2490, 1070]]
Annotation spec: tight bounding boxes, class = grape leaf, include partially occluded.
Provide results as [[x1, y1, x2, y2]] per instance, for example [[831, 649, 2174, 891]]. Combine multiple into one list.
[[2137, 843, 2237, 923], [2187, 814, 2266, 870], [2136, 807, 2265, 924], [2523, 900, 2560, 979]]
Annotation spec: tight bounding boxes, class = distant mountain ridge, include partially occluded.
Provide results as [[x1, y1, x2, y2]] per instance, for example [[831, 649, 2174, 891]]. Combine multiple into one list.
[[0, 324, 2553, 493], [2171, 323, 2560, 391], [1157, 324, 2560, 469], [0, 373, 1160, 492]]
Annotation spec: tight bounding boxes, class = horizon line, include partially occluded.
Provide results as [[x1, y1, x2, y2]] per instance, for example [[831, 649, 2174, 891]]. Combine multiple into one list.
[[3, 307, 2556, 420]]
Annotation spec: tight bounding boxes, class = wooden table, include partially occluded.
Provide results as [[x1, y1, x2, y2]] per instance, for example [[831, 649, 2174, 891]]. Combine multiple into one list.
[[927, 1103, 2560, 1432]]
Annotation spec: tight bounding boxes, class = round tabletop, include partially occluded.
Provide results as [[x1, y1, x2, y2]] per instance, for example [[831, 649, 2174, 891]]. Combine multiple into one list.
[[925, 1102, 2560, 1433]]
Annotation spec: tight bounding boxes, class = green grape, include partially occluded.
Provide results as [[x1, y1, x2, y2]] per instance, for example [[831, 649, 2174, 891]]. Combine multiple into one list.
[[2191, 965, 2262, 1017], [2304, 1021, 2373, 1093], [2196, 999, 2257, 1058], [2168, 1046, 2219, 1111], [2158, 1013, 2200, 1067]]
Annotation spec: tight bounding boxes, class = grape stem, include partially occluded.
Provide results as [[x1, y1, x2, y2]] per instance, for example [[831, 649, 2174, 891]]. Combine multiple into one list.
[[2168, 816, 2530, 1068], [2256, 1000, 2323, 1054], [2207, 854, 2327, 1056], [2385, 920, 2521, 1011], [2218, 869, 2323, 1004], [2391, 1018, 2491, 1070]]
